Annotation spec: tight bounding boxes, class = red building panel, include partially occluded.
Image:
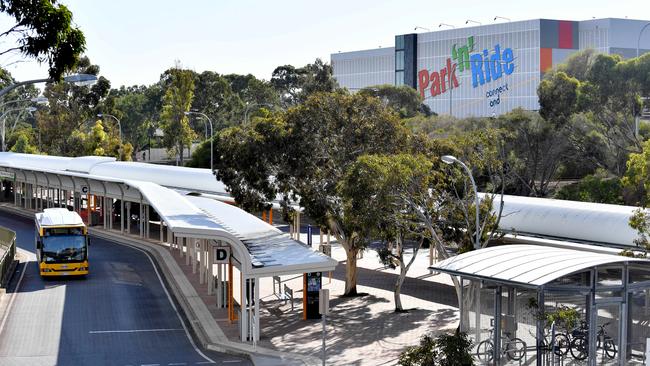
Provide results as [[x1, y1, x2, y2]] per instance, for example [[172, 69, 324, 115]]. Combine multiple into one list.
[[540, 48, 553, 72], [558, 21, 574, 49]]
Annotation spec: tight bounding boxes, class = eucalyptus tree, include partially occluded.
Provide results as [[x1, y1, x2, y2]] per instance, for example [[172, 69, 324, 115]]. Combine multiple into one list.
[[160, 67, 195, 165], [214, 91, 408, 296]]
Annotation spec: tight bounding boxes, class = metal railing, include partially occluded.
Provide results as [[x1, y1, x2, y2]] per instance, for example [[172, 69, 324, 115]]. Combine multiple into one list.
[[0, 225, 16, 287]]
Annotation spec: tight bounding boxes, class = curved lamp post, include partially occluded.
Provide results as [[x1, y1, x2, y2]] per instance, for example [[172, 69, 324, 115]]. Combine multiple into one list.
[[1, 106, 37, 151], [97, 113, 123, 161], [0, 74, 97, 99], [96, 113, 122, 144], [638, 22, 650, 58], [185, 111, 213, 170], [441, 155, 480, 250]]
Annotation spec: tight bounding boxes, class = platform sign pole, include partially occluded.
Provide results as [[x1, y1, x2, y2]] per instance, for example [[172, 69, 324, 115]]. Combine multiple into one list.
[[307, 225, 312, 247], [319, 288, 329, 366]]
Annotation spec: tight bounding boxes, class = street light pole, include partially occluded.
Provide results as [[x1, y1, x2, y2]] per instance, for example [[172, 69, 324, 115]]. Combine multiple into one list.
[[441, 155, 480, 250], [1, 106, 37, 152], [0, 74, 97, 99], [185, 111, 214, 170], [96, 113, 122, 144], [637, 22, 650, 58], [634, 22, 650, 139]]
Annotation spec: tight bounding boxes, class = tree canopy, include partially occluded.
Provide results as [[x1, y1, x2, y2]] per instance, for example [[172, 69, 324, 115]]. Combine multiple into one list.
[[0, 0, 86, 80]]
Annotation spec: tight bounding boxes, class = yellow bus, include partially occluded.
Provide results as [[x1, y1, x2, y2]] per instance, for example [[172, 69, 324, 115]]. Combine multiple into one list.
[[35, 208, 89, 277]]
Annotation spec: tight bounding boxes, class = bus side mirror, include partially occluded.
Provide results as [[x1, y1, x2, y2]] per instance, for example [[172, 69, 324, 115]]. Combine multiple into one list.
[[37, 240, 42, 249], [87, 238, 91, 246]]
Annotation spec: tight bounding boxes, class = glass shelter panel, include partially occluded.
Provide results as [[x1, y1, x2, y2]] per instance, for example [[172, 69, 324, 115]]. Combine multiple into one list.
[[629, 266, 650, 284], [543, 289, 590, 365], [597, 267, 623, 288], [594, 302, 621, 365], [627, 289, 650, 364]]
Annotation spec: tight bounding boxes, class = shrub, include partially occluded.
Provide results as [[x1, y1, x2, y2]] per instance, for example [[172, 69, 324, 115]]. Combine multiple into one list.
[[398, 330, 474, 366]]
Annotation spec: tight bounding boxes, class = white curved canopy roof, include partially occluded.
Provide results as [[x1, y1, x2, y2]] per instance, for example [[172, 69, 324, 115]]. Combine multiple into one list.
[[187, 195, 337, 276], [430, 244, 649, 288], [487, 194, 642, 247], [0, 152, 337, 277], [0, 152, 225, 195]]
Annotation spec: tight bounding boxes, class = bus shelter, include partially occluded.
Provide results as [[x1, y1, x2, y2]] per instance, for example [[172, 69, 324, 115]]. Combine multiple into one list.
[[430, 245, 650, 366], [0, 152, 338, 344]]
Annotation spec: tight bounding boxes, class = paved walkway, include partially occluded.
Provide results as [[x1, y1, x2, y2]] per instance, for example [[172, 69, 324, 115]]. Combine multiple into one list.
[[170, 227, 461, 366]]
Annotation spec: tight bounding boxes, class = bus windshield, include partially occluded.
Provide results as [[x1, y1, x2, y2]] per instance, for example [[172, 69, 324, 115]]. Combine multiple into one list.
[[42, 235, 87, 262]]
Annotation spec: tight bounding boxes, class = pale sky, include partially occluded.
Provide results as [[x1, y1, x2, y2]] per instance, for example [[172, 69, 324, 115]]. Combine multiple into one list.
[[0, 0, 648, 88]]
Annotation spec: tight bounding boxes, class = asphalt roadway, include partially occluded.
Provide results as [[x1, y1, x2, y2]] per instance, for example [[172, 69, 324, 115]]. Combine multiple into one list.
[[0, 210, 251, 366]]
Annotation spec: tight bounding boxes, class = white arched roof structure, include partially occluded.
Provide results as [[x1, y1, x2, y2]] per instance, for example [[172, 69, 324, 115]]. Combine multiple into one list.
[[0, 152, 337, 278], [0, 152, 226, 196], [430, 244, 649, 288], [488, 194, 643, 248]]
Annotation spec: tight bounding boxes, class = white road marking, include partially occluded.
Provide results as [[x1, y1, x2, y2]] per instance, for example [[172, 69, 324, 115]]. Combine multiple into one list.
[[195, 362, 213, 365], [89, 328, 183, 334], [0, 253, 29, 334], [109, 240, 215, 364]]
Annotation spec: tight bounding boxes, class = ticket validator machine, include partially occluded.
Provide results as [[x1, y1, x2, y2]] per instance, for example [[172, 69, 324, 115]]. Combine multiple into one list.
[[303, 272, 322, 319]]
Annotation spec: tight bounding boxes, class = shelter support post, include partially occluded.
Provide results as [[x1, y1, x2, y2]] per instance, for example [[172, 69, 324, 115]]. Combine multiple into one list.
[[167, 227, 173, 252], [120, 200, 124, 233], [126, 202, 131, 234], [254, 276, 260, 342], [216, 261, 222, 308], [620, 263, 628, 365], [589, 270, 596, 366], [536, 287, 545, 366], [475, 282, 481, 345], [145, 205, 150, 239], [493, 286, 502, 364], [241, 276, 248, 342], [207, 242, 214, 296], [199, 240, 206, 285], [186, 238, 191, 265], [228, 259, 234, 321], [192, 239, 198, 274], [458, 276, 460, 332]]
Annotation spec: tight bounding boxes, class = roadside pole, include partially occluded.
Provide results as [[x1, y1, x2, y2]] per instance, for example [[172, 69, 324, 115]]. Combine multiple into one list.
[[319, 288, 330, 366]]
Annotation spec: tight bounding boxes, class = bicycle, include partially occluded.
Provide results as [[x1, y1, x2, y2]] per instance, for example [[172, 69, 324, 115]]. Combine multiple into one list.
[[569, 322, 617, 360], [475, 323, 527, 362], [538, 331, 571, 357]]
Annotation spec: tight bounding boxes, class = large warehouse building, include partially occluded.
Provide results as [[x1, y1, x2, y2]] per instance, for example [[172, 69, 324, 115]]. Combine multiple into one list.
[[331, 18, 650, 117]]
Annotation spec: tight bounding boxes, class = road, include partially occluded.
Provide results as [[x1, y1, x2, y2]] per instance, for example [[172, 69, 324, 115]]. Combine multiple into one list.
[[0, 210, 251, 366]]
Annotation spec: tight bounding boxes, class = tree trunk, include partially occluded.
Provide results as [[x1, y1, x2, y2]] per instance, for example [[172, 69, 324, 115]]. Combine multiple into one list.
[[343, 247, 359, 296], [395, 262, 407, 312]]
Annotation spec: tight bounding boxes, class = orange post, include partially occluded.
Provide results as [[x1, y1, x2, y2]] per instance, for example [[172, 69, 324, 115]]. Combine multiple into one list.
[[268, 209, 273, 224], [262, 211, 266, 222]]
